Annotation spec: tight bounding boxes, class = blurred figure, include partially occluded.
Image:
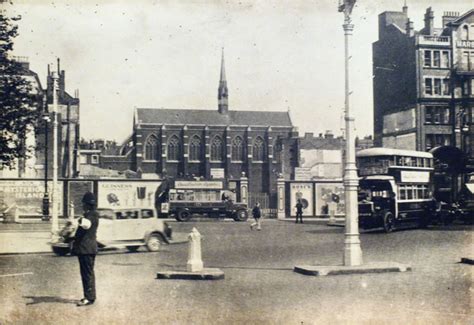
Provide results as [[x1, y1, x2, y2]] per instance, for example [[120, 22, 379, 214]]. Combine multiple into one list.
[[250, 202, 262, 231]]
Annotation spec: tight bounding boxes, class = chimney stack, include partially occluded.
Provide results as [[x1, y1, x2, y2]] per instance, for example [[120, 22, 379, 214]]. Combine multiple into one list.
[[442, 11, 459, 27], [424, 7, 434, 35], [406, 19, 414, 37]]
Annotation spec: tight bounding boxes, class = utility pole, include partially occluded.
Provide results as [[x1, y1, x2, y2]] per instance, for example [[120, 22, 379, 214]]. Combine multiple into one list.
[[339, 0, 363, 266], [51, 71, 59, 238]]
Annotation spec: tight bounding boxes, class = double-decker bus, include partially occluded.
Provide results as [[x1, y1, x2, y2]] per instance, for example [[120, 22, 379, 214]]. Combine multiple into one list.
[[356, 148, 436, 232]]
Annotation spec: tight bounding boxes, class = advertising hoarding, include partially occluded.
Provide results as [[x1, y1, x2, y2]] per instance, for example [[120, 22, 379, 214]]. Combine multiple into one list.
[[315, 183, 345, 216], [97, 181, 161, 209], [289, 183, 314, 217]]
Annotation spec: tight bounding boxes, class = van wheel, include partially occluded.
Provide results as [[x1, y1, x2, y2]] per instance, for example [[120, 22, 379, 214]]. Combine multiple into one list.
[[176, 210, 191, 222], [383, 211, 395, 233], [126, 246, 140, 252], [146, 234, 164, 252], [233, 209, 249, 222]]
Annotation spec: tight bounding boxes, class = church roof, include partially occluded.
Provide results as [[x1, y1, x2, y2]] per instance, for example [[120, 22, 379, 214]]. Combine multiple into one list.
[[135, 108, 293, 127]]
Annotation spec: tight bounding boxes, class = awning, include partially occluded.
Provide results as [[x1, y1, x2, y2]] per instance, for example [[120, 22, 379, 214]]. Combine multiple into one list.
[[466, 183, 474, 194]]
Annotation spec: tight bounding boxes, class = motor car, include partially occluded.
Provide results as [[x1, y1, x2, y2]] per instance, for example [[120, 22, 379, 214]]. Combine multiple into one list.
[[51, 208, 172, 256]]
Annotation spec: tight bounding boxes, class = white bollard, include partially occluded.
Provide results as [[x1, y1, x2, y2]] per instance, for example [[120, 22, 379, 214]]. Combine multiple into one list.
[[328, 201, 337, 224], [69, 201, 75, 222], [187, 227, 204, 272]]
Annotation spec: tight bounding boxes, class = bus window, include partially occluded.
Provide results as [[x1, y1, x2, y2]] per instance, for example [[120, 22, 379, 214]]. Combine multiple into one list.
[[407, 186, 413, 200], [399, 185, 407, 200], [417, 186, 423, 199]]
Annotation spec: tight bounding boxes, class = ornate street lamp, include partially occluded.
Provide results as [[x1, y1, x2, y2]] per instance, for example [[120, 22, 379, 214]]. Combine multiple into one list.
[[339, 0, 363, 266], [50, 71, 59, 237]]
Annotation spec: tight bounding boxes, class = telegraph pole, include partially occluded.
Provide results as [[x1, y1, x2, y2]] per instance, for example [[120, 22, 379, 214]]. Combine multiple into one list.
[[339, 0, 363, 266], [51, 71, 59, 238]]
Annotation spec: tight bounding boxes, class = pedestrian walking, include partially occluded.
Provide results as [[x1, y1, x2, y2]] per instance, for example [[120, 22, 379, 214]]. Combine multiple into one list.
[[250, 202, 262, 231], [295, 199, 304, 224], [72, 192, 99, 307]]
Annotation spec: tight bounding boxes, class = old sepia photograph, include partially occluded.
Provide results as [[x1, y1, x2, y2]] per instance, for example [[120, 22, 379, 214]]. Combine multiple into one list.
[[0, 0, 473, 324]]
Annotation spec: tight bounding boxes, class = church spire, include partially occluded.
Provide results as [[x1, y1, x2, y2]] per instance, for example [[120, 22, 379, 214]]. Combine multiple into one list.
[[218, 48, 229, 114]]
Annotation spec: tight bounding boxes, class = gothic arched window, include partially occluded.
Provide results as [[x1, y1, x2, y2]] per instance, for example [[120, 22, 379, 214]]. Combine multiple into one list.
[[210, 135, 224, 161], [144, 134, 159, 160], [167, 135, 181, 161], [253, 136, 265, 161], [189, 135, 202, 161], [231, 136, 244, 161], [461, 25, 469, 40], [274, 138, 282, 163]]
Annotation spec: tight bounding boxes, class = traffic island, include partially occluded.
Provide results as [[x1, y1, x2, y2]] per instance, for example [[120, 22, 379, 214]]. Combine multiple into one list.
[[157, 268, 224, 280], [460, 257, 474, 265], [294, 262, 411, 277], [156, 227, 224, 281]]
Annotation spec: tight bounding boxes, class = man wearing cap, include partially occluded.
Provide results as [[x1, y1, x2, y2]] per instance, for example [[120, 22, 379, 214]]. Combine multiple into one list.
[[72, 192, 99, 307]]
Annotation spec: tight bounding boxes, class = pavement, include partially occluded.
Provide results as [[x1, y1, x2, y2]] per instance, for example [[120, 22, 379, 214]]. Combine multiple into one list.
[[0, 220, 472, 324]]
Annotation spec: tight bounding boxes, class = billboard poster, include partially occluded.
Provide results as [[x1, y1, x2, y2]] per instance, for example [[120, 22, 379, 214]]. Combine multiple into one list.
[[0, 180, 63, 216], [97, 181, 161, 209], [315, 183, 345, 216], [289, 183, 314, 217]]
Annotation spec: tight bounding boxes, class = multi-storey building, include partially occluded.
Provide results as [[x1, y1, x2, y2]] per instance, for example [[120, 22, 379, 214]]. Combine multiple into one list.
[[373, 5, 473, 173]]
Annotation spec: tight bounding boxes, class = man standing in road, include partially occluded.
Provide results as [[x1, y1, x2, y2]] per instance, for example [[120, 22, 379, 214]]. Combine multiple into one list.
[[250, 202, 262, 231], [295, 199, 304, 224], [72, 192, 99, 307]]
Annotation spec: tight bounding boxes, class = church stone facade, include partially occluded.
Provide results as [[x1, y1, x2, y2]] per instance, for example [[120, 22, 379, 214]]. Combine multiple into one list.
[[115, 52, 300, 202]]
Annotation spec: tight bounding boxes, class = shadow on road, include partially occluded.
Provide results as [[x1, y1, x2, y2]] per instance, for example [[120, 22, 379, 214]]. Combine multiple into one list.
[[24, 295, 77, 305], [306, 228, 343, 234]]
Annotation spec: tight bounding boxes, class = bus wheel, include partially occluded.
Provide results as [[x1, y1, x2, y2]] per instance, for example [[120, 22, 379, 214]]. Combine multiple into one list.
[[177, 210, 192, 222], [383, 212, 395, 233]]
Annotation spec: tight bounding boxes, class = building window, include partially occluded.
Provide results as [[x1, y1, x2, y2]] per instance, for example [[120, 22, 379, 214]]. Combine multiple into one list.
[[424, 50, 432, 67], [252, 136, 265, 162], [433, 51, 440, 67], [189, 135, 201, 161], [167, 135, 181, 161], [443, 79, 450, 96], [462, 25, 469, 41], [231, 136, 244, 161], [145, 134, 159, 160], [91, 154, 99, 165], [426, 134, 451, 150], [434, 78, 441, 95], [442, 51, 450, 68], [210, 136, 224, 161], [425, 78, 432, 95], [463, 79, 470, 96], [425, 106, 450, 125]]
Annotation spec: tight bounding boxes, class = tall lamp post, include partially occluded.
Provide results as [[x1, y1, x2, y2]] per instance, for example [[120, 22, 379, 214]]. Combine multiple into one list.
[[339, 0, 362, 266], [41, 111, 50, 221], [51, 71, 59, 237]]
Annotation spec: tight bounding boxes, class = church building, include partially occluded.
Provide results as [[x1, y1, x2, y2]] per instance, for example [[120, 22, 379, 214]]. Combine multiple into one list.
[[107, 51, 300, 207]]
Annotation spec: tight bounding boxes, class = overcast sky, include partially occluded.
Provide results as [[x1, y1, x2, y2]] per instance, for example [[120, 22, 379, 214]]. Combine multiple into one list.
[[5, 0, 473, 143]]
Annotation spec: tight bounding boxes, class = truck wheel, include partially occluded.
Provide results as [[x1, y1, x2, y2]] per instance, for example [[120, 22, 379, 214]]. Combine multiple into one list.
[[383, 211, 395, 233], [52, 246, 70, 256], [233, 209, 249, 222], [177, 210, 191, 222], [146, 233, 164, 252], [126, 246, 140, 252]]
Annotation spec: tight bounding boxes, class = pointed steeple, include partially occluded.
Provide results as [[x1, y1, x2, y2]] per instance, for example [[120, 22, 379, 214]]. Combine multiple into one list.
[[218, 47, 229, 114]]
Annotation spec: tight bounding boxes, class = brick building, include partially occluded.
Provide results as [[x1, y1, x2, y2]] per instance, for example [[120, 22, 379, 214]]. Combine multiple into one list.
[[372, 5, 473, 172], [99, 52, 299, 206]]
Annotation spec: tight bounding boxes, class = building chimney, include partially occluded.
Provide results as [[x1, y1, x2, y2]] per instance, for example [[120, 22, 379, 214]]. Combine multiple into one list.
[[402, 0, 408, 15], [442, 11, 460, 27], [324, 130, 334, 139], [304, 132, 313, 139], [406, 19, 414, 37], [424, 7, 434, 35]]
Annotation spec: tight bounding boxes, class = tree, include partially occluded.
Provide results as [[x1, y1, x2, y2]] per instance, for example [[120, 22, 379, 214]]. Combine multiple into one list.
[[0, 13, 42, 167]]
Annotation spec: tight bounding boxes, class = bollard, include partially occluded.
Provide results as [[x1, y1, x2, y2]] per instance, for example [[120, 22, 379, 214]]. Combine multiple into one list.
[[328, 201, 337, 224], [69, 201, 75, 222], [187, 227, 204, 272]]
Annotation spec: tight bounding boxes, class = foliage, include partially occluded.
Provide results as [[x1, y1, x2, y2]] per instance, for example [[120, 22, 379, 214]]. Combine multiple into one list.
[[0, 13, 42, 167]]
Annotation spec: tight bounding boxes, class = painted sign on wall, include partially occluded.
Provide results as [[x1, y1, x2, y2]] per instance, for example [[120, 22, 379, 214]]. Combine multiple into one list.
[[290, 183, 314, 216], [97, 181, 161, 209]]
